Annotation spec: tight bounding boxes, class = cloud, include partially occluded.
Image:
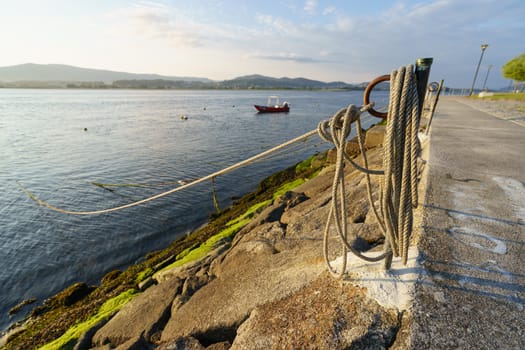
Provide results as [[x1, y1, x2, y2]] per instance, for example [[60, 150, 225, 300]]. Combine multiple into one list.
[[249, 52, 324, 64], [329, 15, 355, 32], [116, 4, 204, 47], [104, 0, 524, 86], [298, 0, 525, 86], [322, 6, 337, 16], [255, 14, 300, 36], [304, 0, 317, 14]]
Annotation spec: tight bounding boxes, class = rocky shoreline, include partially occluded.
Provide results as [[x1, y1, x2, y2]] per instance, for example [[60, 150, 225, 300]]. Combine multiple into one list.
[[2, 120, 401, 349], [85, 126, 399, 350]]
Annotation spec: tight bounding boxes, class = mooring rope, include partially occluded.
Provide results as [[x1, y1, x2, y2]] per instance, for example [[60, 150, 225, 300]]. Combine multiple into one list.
[[320, 64, 420, 277], [18, 129, 319, 215]]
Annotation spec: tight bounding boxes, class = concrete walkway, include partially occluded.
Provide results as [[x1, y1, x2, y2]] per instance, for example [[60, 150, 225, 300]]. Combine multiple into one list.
[[411, 97, 525, 349]]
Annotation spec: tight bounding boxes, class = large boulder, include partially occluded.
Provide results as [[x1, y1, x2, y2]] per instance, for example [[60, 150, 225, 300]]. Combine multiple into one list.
[[365, 125, 386, 148], [92, 276, 184, 347]]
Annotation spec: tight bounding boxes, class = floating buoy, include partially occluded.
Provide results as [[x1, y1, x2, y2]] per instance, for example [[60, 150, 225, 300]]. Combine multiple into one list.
[[83, 128, 88, 131], [180, 115, 188, 120]]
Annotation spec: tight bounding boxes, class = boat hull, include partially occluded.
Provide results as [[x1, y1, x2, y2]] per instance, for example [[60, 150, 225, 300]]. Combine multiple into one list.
[[254, 105, 290, 113]]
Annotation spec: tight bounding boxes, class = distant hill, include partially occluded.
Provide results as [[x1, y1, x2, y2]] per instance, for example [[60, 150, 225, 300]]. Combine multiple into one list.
[[218, 74, 358, 90], [0, 63, 212, 83], [112, 74, 360, 90], [0, 63, 364, 90]]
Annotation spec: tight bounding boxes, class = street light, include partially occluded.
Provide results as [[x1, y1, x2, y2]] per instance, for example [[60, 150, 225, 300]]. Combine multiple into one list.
[[469, 44, 488, 96], [482, 64, 493, 91]]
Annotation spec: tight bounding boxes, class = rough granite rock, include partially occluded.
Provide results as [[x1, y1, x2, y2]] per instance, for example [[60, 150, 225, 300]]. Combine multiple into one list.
[[156, 336, 204, 350], [157, 147, 396, 348], [92, 276, 184, 347], [114, 334, 151, 350], [327, 139, 363, 164], [159, 224, 326, 344], [365, 125, 385, 148], [231, 273, 401, 349]]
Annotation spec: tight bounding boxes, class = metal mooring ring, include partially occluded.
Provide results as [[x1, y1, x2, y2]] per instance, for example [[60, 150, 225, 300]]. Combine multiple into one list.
[[428, 81, 439, 92], [363, 74, 390, 119]]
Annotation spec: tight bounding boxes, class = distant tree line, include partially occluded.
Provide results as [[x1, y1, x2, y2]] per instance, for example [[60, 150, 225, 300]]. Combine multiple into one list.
[[111, 78, 365, 90], [111, 79, 216, 89], [0, 76, 370, 90]]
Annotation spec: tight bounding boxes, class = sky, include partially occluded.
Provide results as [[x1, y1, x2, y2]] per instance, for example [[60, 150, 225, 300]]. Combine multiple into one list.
[[0, 0, 524, 89]]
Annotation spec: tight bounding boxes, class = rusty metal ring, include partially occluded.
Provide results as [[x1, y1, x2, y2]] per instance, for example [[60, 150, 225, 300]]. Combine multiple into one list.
[[363, 74, 390, 119], [428, 81, 439, 92]]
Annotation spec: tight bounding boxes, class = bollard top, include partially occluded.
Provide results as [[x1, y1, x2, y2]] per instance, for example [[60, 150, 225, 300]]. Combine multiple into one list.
[[416, 58, 433, 67]]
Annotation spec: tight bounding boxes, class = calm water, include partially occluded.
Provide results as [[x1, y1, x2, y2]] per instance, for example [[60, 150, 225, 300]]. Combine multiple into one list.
[[0, 89, 387, 330]]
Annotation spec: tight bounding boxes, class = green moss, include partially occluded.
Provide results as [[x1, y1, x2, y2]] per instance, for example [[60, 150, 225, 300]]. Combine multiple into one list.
[[308, 168, 322, 179], [175, 242, 201, 260], [272, 178, 306, 200], [157, 200, 273, 274], [38, 289, 138, 350], [135, 268, 154, 284], [226, 200, 272, 226], [159, 218, 249, 272], [295, 155, 315, 173]]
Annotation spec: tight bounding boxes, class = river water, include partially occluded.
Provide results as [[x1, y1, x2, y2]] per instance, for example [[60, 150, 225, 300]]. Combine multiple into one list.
[[0, 88, 387, 330]]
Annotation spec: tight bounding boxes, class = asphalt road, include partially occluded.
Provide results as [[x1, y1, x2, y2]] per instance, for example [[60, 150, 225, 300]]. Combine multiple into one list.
[[410, 97, 525, 349]]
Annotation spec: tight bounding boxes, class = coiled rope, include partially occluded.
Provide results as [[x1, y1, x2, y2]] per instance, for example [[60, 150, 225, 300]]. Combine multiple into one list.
[[320, 64, 420, 277]]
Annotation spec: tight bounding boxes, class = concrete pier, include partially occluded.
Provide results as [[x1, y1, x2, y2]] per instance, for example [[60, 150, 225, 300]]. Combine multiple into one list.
[[411, 97, 525, 349]]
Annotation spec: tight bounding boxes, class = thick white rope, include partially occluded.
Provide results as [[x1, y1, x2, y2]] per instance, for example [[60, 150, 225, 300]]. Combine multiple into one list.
[[320, 64, 420, 276], [19, 129, 318, 215]]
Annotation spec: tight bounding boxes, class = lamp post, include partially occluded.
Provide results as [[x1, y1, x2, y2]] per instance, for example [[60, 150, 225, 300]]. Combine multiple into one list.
[[469, 44, 488, 96], [482, 64, 493, 91]]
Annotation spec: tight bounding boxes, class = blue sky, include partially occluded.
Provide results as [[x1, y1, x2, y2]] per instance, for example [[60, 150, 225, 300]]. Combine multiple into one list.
[[1, 0, 524, 88]]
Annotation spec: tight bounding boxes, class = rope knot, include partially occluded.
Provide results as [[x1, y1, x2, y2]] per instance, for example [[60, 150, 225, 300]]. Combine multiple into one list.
[[330, 112, 346, 130], [317, 104, 361, 146]]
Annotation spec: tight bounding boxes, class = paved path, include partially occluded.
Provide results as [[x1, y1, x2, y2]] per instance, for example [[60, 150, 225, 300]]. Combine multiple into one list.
[[410, 97, 525, 349]]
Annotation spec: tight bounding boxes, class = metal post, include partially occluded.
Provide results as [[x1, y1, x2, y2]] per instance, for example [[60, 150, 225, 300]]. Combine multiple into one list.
[[469, 44, 488, 96], [425, 79, 444, 135], [482, 64, 493, 91], [415, 57, 434, 121]]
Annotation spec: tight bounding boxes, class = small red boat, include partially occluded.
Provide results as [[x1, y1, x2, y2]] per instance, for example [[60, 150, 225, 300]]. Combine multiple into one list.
[[254, 95, 290, 113]]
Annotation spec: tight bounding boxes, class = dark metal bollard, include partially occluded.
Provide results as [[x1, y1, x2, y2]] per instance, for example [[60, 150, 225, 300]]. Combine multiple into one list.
[[415, 58, 434, 122]]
